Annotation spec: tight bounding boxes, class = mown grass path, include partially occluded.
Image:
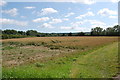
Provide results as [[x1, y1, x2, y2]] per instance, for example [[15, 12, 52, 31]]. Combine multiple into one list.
[[70, 42, 118, 78]]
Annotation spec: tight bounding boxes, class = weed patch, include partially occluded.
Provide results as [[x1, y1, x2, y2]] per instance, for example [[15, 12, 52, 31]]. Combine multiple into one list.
[[35, 62, 45, 67]]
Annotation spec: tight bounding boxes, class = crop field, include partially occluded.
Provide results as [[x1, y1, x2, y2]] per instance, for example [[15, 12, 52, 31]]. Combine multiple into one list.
[[1, 36, 119, 78]]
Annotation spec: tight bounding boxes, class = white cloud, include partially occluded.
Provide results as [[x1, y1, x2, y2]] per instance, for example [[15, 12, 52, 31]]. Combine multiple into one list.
[[61, 19, 108, 31], [91, 25, 106, 28], [71, 19, 107, 29], [39, 23, 54, 28], [113, 23, 118, 25], [74, 26, 90, 31], [65, 12, 75, 17], [38, 8, 58, 16], [71, 21, 84, 27], [72, 20, 106, 26], [71, 20, 93, 27], [60, 26, 90, 32], [33, 17, 50, 23], [38, 18, 68, 29], [49, 18, 62, 24], [76, 11, 95, 19], [32, 11, 37, 14], [109, 16, 117, 19], [37, 18, 67, 29], [0, 0, 7, 6], [20, 16, 26, 18], [70, 0, 96, 5], [60, 26, 74, 30], [24, 6, 36, 9], [2, 8, 18, 16], [88, 20, 106, 25], [63, 18, 69, 21], [0, 18, 28, 26], [87, 20, 107, 28], [110, 0, 119, 3], [82, 0, 96, 5], [97, 8, 117, 16], [87, 8, 91, 11]]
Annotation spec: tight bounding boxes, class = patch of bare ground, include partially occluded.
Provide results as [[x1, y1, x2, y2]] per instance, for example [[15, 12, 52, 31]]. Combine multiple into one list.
[[2, 37, 118, 67], [113, 75, 120, 80], [3, 45, 75, 67], [5, 60, 24, 67]]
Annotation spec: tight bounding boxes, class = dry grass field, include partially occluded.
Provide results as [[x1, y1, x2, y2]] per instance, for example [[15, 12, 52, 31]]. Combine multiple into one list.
[[2, 36, 119, 78]]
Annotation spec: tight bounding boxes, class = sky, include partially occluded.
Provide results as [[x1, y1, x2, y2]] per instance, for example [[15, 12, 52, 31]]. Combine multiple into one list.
[[0, 0, 118, 33]]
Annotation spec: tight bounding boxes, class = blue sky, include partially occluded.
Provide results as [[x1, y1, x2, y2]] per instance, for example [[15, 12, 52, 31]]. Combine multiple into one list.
[[1, 0, 118, 33]]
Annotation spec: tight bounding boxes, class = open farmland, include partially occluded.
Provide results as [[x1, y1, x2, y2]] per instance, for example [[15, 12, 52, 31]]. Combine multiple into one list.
[[2, 36, 119, 78]]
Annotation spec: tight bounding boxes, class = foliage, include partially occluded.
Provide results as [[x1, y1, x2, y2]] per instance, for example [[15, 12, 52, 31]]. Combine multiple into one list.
[[91, 25, 120, 36], [1, 25, 120, 39], [26, 30, 38, 36], [2, 34, 28, 39], [35, 63, 44, 67]]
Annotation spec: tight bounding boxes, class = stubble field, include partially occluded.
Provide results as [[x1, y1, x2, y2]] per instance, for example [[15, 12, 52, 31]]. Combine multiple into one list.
[[1, 36, 119, 78]]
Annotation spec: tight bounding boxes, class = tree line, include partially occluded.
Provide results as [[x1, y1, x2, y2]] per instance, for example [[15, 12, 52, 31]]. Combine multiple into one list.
[[91, 25, 120, 36], [1, 25, 119, 39]]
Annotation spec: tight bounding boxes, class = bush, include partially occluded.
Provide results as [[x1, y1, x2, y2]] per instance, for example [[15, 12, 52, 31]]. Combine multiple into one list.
[[50, 46, 60, 50], [35, 63, 44, 67], [2, 34, 28, 39], [72, 58, 77, 61]]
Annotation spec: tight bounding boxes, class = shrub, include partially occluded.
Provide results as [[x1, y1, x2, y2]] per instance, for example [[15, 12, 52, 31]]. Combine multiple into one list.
[[41, 42, 47, 45], [72, 58, 77, 61], [2, 34, 28, 39], [50, 46, 60, 50], [35, 63, 44, 67], [27, 42, 36, 46], [81, 47, 85, 50], [2, 46, 15, 50]]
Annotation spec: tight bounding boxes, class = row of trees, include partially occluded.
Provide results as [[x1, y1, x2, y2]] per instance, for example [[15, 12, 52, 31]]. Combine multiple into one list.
[[1, 30, 42, 39], [91, 25, 120, 36], [2, 30, 38, 36], [1, 25, 119, 39], [1, 30, 87, 39]]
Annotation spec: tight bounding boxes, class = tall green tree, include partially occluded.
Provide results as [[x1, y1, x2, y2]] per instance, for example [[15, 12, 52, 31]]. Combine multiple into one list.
[[18, 31, 26, 35], [113, 25, 120, 35], [68, 32, 72, 36], [106, 27, 115, 36], [91, 27, 103, 36], [26, 30, 38, 36], [3, 30, 18, 35]]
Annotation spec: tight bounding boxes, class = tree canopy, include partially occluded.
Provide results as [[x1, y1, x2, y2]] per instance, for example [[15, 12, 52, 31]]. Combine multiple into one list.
[[1, 25, 120, 39]]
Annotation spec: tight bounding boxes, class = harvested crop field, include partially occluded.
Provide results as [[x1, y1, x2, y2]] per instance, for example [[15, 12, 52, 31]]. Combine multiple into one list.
[[2, 36, 119, 78]]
